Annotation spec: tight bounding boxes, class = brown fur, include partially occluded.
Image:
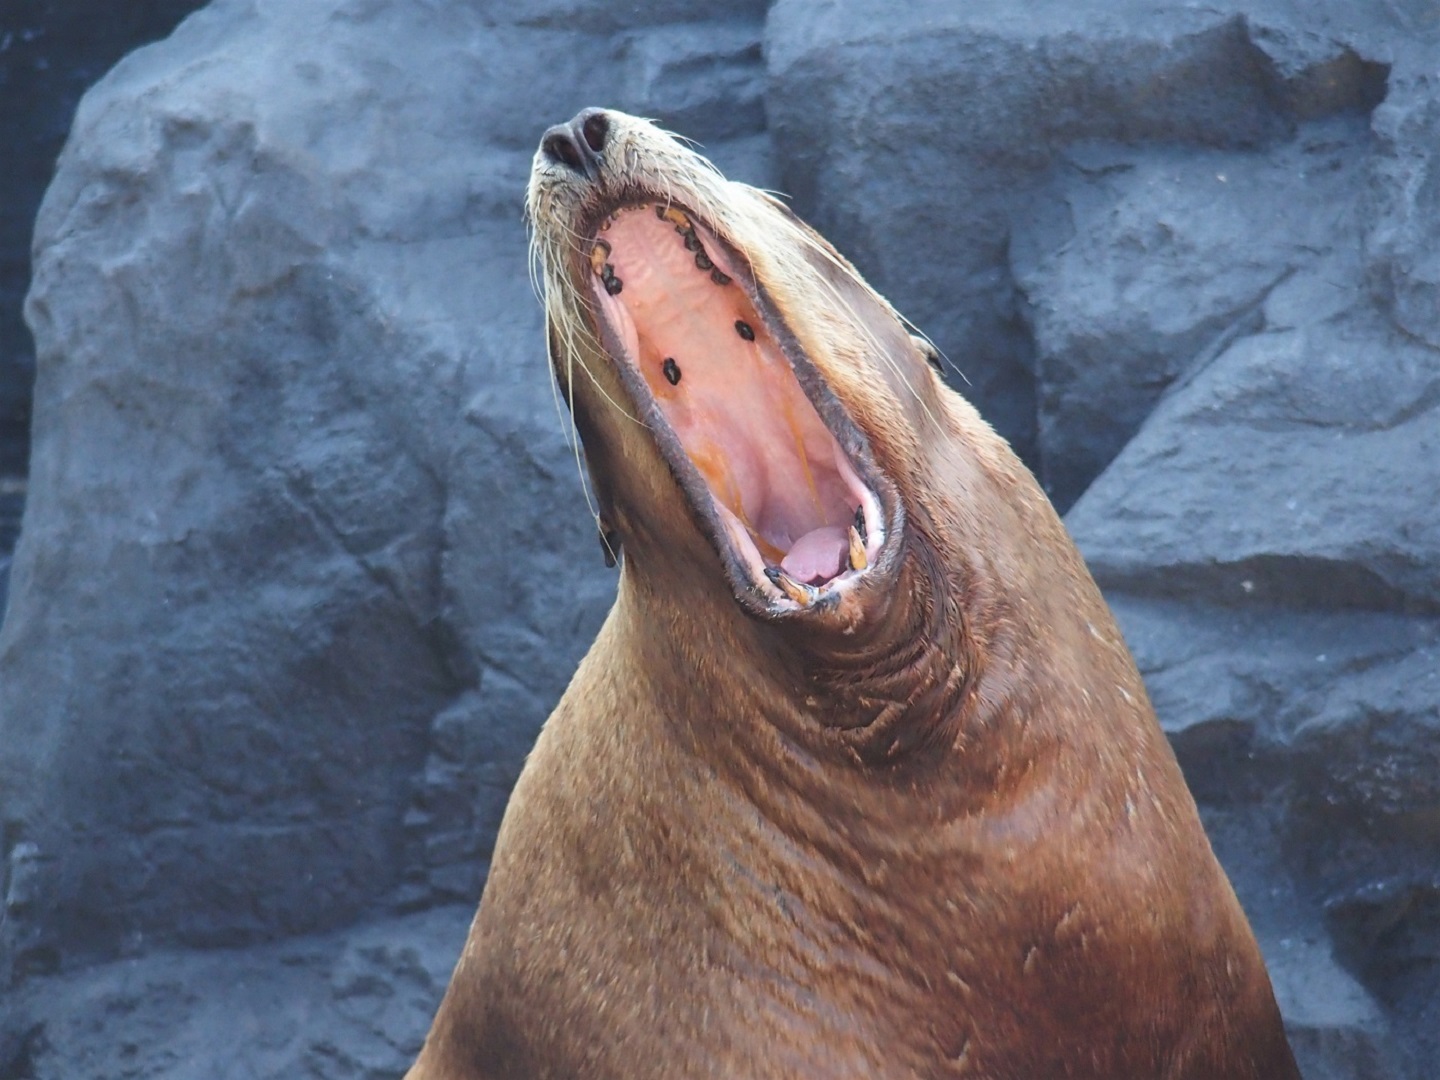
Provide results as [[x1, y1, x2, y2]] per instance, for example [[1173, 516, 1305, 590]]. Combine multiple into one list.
[[406, 111, 1300, 1079]]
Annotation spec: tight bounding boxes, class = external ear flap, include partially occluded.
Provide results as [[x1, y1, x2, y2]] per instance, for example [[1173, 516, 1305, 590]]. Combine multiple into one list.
[[910, 333, 945, 375], [755, 189, 806, 227], [548, 315, 624, 569], [547, 317, 574, 410], [597, 514, 621, 568]]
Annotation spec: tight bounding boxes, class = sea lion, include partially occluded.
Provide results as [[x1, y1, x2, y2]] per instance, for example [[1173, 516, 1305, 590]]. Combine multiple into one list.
[[406, 108, 1300, 1079]]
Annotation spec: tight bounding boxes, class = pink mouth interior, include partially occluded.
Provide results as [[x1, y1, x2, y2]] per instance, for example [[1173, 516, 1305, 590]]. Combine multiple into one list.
[[590, 205, 881, 590]]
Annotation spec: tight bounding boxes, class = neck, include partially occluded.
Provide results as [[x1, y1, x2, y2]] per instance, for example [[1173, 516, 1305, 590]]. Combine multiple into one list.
[[574, 543, 1060, 1037], [612, 518, 1042, 852]]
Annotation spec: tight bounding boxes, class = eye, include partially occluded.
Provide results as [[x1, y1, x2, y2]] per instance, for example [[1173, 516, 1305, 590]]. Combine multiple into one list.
[[910, 334, 944, 374]]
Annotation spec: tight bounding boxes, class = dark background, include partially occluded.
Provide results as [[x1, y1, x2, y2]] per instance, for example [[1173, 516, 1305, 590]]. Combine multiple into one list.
[[1, 2, 1437, 1077]]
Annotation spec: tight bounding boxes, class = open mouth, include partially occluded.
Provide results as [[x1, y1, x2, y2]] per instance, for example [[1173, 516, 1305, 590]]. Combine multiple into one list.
[[585, 202, 886, 610]]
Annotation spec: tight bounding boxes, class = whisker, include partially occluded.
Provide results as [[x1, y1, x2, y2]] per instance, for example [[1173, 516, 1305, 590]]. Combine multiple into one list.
[[547, 318, 602, 530], [549, 275, 649, 430]]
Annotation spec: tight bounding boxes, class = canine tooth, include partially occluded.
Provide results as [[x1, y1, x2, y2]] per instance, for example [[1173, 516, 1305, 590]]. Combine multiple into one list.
[[853, 504, 868, 544], [764, 566, 815, 606], [710, 269, 731, 286], [589, 239, 612, 276], [848, 525, 868, 572], [695, 252, 713, 271]]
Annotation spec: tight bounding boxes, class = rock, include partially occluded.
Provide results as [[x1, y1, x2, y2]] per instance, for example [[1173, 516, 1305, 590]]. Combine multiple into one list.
[[611, 21, 767, 143], [0, 0, 772, 980], [0, 906, 471, 1080], [1272, 932, 1407, 1080], [1369, 71, 1440, 351], [1067, 310, 1440, 613], [472, 0, 767, 35], [1013, 117, 1375, 508]]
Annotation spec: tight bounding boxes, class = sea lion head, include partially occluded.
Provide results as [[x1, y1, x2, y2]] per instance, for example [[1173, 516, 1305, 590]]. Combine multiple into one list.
[[528, 109, 973, 606]]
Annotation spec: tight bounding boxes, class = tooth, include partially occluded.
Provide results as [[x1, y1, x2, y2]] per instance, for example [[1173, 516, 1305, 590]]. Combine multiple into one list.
[[853, 505, 868, 544], [848, 525, 868, 572], [589, 239, 612, 276], [765, 566, 815, 605], [661, 207, 692, 231]]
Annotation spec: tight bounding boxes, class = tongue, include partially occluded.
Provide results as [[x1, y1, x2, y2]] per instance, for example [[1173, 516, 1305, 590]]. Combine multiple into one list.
[[780, 525, 849, 585]]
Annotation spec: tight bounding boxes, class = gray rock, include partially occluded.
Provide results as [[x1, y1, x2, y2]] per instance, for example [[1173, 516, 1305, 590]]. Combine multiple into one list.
[[1067, 309, 1440, 612], [1369, 72, 1440, 352], [1013, 117, 1373, 508], [612, 21, 767, 143], [472, 0, 767, 35], [1198, 802, 1409, 1080], [0, 906, 471, 1080]]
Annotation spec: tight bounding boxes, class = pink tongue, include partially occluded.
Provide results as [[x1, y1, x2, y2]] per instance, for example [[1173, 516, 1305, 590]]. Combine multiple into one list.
[[780, 525, 849, 584]]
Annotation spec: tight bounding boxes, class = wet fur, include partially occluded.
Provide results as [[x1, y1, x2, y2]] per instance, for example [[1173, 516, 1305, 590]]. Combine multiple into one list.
[[406, 113, 1300, 1079]]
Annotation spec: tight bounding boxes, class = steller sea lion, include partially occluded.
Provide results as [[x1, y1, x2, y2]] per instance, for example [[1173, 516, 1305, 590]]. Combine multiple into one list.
[[405, 108, 1301, 1079]]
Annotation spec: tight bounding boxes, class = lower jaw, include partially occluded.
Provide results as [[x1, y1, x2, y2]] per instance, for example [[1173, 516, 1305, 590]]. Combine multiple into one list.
[[715, 459, 885, 610]]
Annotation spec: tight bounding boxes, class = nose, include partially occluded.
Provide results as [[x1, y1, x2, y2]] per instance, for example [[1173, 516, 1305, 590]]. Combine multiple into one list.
[[540, 108, 611, 180]]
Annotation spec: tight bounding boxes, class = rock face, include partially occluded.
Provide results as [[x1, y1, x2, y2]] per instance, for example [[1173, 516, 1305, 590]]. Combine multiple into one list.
[[1, 0, 1437, 1077], [0, 0, 212, 564]]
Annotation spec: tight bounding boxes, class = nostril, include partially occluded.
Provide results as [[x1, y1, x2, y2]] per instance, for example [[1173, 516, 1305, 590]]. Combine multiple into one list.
[[542, 130, 583, 171], [542, 128, 584, 172], [580, 111, 609, 154]]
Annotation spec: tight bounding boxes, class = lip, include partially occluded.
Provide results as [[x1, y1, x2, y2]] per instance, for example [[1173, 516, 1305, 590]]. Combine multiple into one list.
[[574, 196, 899, 618]]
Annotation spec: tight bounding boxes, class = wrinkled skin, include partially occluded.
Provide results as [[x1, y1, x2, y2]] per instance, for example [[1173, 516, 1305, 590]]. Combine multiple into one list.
[[406, 110, 1300, 1080]]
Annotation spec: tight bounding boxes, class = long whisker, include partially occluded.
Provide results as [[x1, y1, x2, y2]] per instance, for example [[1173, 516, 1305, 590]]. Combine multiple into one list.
[[550, 321, 603, 531], [552, 276, 650, 430]]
